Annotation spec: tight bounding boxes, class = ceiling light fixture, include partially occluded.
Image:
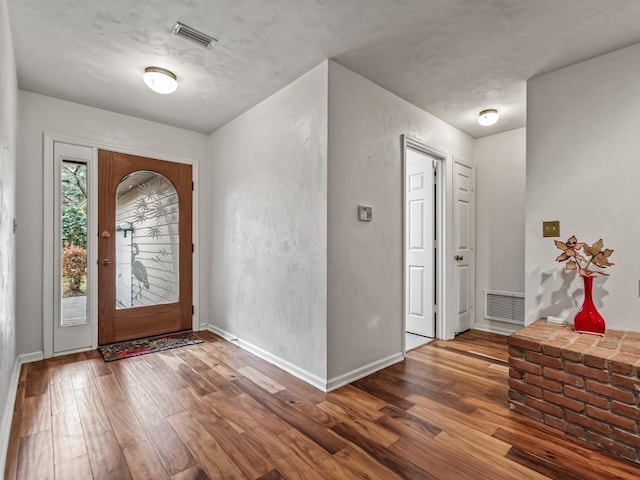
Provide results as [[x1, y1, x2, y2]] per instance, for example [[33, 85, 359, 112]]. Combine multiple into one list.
[[478, 108, 499, 126], [143, 67, 178, 94]]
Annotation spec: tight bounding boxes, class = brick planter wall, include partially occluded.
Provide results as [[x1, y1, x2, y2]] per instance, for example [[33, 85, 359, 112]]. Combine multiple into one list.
[[508, 320, 640, 463]]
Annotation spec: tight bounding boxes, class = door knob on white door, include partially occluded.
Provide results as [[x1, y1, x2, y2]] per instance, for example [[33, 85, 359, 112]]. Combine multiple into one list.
[[455, 255, 464, 261]]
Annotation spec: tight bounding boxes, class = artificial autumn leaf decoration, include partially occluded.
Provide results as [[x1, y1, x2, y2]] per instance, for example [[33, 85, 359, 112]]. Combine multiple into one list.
[[554, 235, 614, 277]]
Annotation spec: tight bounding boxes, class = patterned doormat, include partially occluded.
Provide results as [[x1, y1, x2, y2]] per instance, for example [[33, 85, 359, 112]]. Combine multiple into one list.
[[98, 331, 203, 362]]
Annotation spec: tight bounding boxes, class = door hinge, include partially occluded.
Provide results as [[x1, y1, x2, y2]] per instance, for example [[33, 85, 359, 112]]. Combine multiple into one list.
[[192, 243, 194, 253], [192, 181, 195, 191], [191, 305, 195, 315]]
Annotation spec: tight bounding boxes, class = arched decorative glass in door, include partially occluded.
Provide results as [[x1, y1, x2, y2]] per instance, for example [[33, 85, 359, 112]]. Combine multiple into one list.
[[115, 171, 179, 309]]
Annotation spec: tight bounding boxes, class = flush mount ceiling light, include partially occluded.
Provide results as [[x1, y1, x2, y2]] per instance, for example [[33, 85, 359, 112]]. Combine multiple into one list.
[[143, 67, 178, 94], [478, 108, 499, 126]]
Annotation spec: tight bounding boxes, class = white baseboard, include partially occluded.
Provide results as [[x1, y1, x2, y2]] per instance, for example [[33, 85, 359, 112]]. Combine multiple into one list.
[[53, 347, 91, 357], [17, 351, 44, 364], [0, 351, 43, 475], [474, 323, 519, 336], [205, 325, 405, 393], [206, 324, 327, 392], [206, 324, 239, 343], [325, 353, 404, 392]]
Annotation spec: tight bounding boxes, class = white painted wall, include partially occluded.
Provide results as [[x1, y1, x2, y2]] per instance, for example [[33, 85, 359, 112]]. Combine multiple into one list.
[[16, 91, 209, 355], [474, 128, 526, 335], [327, 61, 474, 380], [208, 62, 328, 381], [0, 0, 18, 470], [526, 43, 640, 331]]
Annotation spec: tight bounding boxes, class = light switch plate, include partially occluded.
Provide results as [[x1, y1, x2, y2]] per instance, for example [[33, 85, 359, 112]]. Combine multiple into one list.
[[358, 205, 372, 222], [542, 221, 560, 238]]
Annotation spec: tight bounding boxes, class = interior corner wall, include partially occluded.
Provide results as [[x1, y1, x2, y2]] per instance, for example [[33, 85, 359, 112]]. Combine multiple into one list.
[[326, 60, 474, 381], [0, 0, 18, 463], [16, 91, 209, 356], [526, 43, 640, 331], [208, 61, 328, 381], [474, 128, 526, 335]]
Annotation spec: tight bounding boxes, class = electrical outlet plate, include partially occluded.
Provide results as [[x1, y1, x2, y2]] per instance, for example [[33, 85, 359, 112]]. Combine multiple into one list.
[[542, 221, 560, 238]]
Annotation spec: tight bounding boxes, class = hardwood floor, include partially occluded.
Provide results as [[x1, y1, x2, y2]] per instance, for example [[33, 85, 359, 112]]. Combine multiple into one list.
[[5, 330, 640, 479]]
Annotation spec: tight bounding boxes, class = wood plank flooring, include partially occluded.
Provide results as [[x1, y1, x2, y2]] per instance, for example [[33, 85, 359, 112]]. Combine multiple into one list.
[[5, 330, 640, 480]]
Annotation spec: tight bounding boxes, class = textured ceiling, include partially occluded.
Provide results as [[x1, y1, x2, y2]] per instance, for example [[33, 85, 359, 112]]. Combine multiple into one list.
[[8, 0, 640, 138]]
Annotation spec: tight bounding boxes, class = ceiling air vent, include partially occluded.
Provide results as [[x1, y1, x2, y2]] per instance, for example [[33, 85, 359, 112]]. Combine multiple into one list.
[[172, 22, 217, 49]]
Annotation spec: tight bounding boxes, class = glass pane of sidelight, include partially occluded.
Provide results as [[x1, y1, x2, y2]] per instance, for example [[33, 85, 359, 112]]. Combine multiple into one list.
[[61, 160, 88, 326], [115, 171, 179, 309]]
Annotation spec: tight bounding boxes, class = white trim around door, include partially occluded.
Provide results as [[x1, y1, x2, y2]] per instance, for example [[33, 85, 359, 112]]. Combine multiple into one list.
[[43, 133, 201, 359]]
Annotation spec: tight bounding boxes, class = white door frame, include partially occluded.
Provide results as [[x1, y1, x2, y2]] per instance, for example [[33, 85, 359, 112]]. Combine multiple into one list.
[[51, 143, 97, 356], [402, 135, 451, 354], [43, 133, 201, 358]]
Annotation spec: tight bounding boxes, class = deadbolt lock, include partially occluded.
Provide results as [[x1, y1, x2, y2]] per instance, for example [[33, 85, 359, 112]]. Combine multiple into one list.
[[101, 231, 111, 238]]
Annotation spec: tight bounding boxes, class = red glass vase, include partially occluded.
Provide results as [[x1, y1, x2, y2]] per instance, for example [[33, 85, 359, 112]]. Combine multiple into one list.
[[574, 275, 605, 335]]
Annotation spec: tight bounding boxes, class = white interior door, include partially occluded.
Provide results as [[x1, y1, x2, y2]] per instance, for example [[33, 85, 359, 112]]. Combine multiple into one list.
[[405, 148, 436, 337], [53, 142, 96, 355], [453, 160, 475, 334]]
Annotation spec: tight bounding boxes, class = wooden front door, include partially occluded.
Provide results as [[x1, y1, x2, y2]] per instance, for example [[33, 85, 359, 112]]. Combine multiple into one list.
[[98, 150, 193, 344]]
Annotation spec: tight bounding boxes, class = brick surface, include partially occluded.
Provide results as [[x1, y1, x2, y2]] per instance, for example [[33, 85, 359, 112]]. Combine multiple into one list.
[[508, 389, 524, 403], [509, 357, 542, 375], [613, 428, 640, 449], [508, 346, 524, 359], [583, 351, 610, 369], [611, 401, 640, 421], [599, 338, 624, 350], [610, 354, 636, 375], [586, 431, 637, 461], [574, 335, 600, 347], [542, 342, 565, 358], [564, 362, 610, 382], [509, 336, 542, 353], [526, 396, 563, 418], [525, 351, 563, 369], [543, 390, 585, 413], [566, 410, 611, 436], [509, 320, 640, 464], [586, 380, 636, 404], [525, 373, 562, 393], [586, 405, 637, 431], [509, 401, 543, 421], [564, 386, 609, 409], [561, 347, 585, 362], [543, 414, 586, 439], [620, 343, 640, 356], [543, 367, 584, 387], [611, 374, 640, 392], [508, 378, 542, 398]]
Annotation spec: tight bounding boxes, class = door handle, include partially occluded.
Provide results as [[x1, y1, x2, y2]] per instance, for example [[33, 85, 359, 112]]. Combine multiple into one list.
[[100, 259, 114, 267], [455, 255, 464, 261]]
